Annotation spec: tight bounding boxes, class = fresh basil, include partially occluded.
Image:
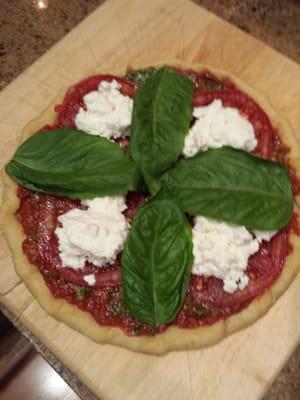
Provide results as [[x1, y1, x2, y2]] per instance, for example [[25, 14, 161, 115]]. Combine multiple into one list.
[[129, 67, 194, 192], [74, 285, 90, 300], [121, 193, 194, 328], [160, 146, 293, 230], [201, 79, 223, 91], [126, 67, 157, 84], [6, 128, 143, 199]]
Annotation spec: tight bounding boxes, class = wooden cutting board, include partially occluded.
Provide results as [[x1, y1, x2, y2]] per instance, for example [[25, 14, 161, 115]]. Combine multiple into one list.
[[1, 0, 300, 399]]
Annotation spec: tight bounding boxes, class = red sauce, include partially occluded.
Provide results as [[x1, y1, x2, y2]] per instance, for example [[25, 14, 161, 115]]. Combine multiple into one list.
[[16, 69, 298, 336]]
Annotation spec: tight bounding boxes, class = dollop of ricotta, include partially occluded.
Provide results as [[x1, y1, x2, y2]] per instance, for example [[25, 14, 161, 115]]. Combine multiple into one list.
[[55, 196, 128, 269], [183, 99, 257, 157], [192, 217, 278, 293], [192, 216, 260, 293], [83, 274, 96, 286], [253, 230, 277, 243], [75, 80, 133, 139]]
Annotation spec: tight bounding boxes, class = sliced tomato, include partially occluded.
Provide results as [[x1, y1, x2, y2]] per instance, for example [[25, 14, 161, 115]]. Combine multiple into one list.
[[57, 267, 121, 288], [114, 137, 129, 149], [124, 191, 147, 223]]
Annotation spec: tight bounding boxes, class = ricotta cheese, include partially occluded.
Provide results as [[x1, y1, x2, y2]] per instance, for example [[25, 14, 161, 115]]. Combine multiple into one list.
[[75, 80, 133, 139], [83, 274, 96, 286], [183, 99, 257, 157], [191, 217, 278, 293], [55, 196, 128, 269], [192, 216, 259, 293], [253, 230, 277, 243]]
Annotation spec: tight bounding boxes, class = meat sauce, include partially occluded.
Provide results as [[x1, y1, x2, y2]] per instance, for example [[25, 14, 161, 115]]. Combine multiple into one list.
[[17, 69, 298, 336]]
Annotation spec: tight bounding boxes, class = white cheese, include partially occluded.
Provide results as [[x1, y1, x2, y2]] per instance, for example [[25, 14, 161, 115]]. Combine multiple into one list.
[[183, 99, 257, 157], [75, 80, 133, 139], [192, 216, 260, 293], [55, 196, 128, 269], [83, 274, 96, 286], [253, 230, 277, 243]]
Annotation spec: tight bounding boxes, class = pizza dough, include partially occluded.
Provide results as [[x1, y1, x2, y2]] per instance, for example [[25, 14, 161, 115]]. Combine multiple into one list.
[[1, 60, 300, 354]]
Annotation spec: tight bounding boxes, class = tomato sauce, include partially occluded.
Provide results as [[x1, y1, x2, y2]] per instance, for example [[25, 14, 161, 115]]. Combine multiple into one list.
[[17, 70, 298, 336]]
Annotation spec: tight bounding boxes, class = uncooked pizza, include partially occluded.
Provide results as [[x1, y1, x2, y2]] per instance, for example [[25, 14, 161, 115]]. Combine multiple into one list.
[[1, 61, 300, 354]]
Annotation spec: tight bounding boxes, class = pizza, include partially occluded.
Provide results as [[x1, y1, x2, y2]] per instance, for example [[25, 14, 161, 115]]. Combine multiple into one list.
[[1, 60, 300, 354]]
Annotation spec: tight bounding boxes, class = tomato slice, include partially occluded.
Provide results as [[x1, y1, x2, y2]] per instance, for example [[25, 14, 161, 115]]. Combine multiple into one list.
[[57, 267, 121, 288]]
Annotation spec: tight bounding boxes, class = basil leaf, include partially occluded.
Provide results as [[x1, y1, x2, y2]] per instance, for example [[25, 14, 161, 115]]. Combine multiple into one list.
[[121, 193, 193, 328], [126, 67, 157, 84], [6, 128, 143, 199], [160, 146, 293, 230], [129, 67, 194, 192]]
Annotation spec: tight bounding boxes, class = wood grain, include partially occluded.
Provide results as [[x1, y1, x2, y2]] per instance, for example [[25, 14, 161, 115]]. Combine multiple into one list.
[[0, 0, 300, 399]]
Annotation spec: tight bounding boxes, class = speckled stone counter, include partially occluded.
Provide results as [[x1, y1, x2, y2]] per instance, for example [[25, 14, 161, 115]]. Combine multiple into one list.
[[0, 1, 299, 399]]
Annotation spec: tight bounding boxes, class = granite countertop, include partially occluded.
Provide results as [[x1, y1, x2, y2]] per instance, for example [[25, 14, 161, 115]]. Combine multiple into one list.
[[1, 0, 300, 399]]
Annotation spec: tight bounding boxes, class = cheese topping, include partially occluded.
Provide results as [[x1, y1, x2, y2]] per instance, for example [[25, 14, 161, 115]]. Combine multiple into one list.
[[183, 99, 257, 157], [55, 196, 128, 269], [75, 80, 133, 139], [253, 230, 277, 243], [83, 274, 96, 286], [192, 217, 277, 293], [192, 217, 258, 293]]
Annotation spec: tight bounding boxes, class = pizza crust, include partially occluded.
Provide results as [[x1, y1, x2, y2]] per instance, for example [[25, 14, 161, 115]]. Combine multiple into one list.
[[1, 60, 300, 354]]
